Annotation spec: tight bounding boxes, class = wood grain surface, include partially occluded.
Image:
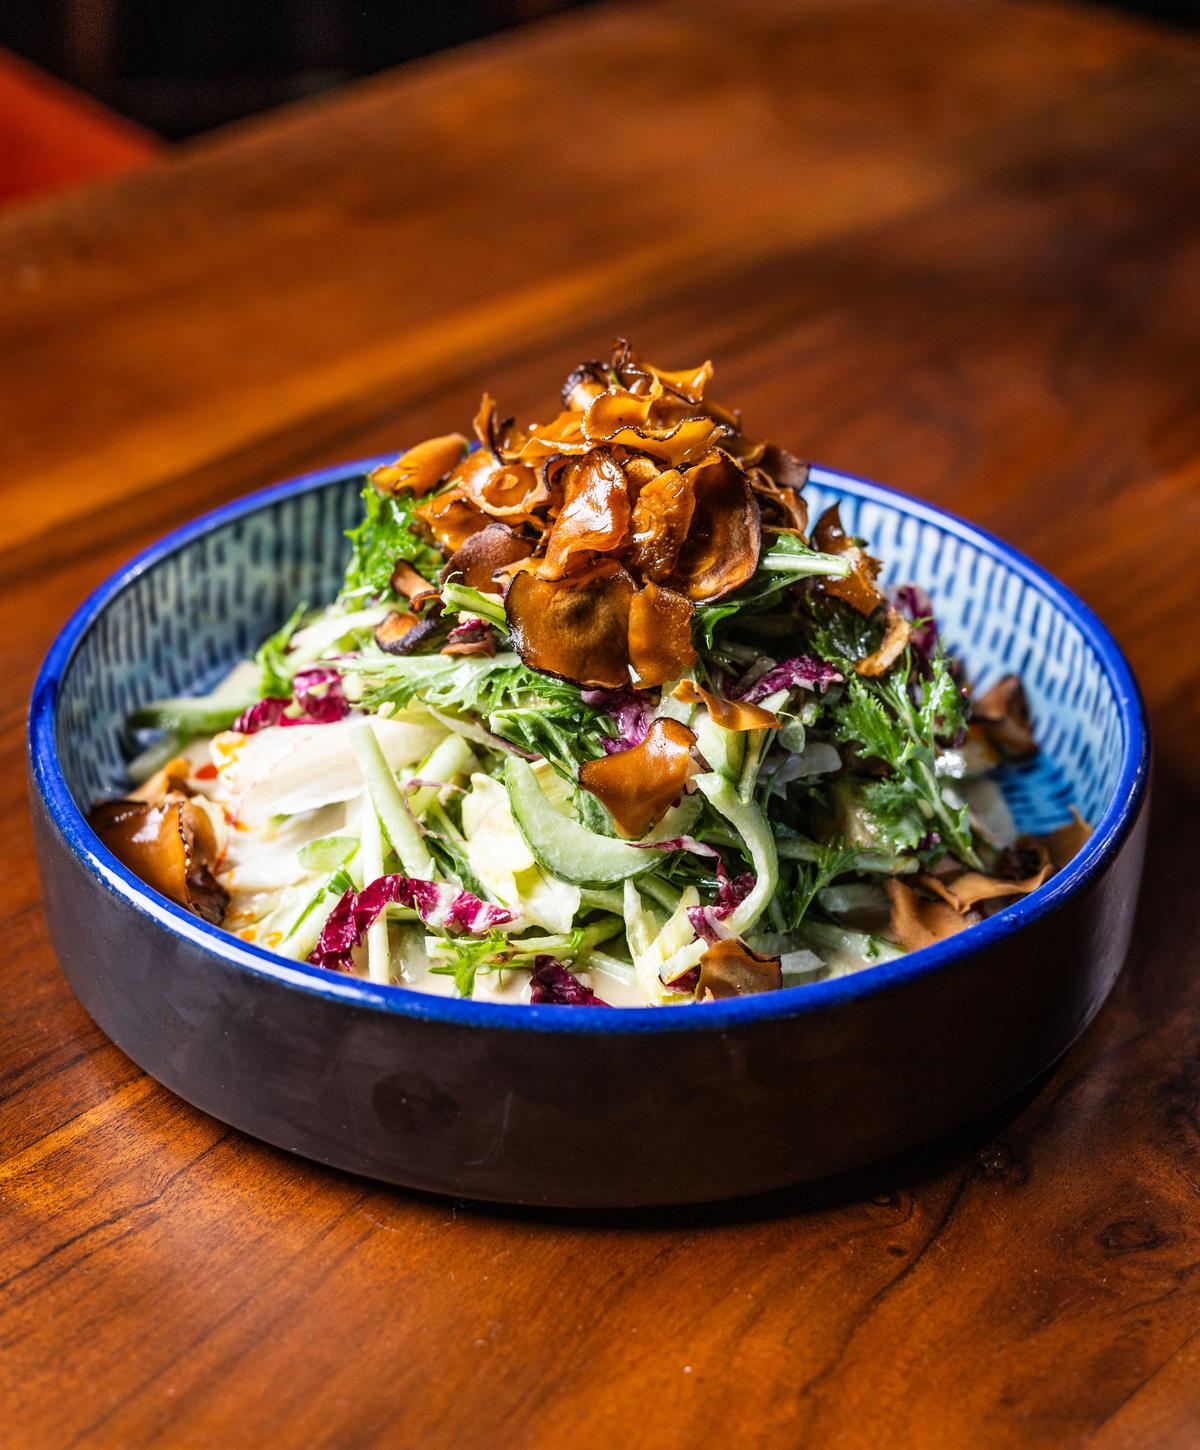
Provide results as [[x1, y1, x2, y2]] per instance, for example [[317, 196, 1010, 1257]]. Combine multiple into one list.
[[3, 1, 1199, 1445]]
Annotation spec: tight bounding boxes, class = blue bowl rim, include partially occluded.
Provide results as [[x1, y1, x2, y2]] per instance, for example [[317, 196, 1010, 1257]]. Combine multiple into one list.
[[28, 457, 1150, 1037]]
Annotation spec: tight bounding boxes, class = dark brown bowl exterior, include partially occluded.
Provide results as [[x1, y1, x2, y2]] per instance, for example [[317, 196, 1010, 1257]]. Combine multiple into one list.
[[29, 778, 1147, 1207]]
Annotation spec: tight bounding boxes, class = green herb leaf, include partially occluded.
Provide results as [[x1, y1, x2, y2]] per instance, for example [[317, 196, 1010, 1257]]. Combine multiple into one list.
[[342, 649, 611, 778], [787, 840, 858, 930], [255, 602, 308, 699], [340, 482, 443, 602], [834, 652, 981, 868], [429, 930, 508, 997], [838, 677, 912, 768], [858, 778, 925, 853]]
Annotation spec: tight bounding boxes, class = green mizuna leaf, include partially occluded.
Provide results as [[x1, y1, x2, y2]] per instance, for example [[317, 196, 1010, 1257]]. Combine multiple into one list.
[[340, 482, 444, 602]]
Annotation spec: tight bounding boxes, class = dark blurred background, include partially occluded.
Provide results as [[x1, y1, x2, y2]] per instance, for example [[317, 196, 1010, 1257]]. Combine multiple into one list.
[[1, 1, 593, 139], [1, 0, 1193, 140], [0, 0, 1193, 208]]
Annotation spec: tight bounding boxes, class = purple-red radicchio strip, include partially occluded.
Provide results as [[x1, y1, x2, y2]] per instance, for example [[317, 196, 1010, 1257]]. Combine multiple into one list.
[[309, 874, 517, 972], [234, 667, 351, 734], [735, 656, 843, 704], [529, 954, 607, 1006]]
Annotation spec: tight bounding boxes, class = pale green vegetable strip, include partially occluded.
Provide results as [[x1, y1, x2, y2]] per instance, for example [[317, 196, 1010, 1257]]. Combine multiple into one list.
[[278, 848, 366, 962], [758, 548, 852, 577], [351, 719, 435, 878], [126, 730, 189, 785], [696, 717, 743, 783], [358, 795, 391, 984], [503, 756, 655, 886], [440, 581, 507, 629], [795, 920, 904, 964], [288, 604, 391, 665], [500, 918, 624, 957], [694, 772, 779, 936], [585, 952, 636, 985], [579, 886, 626, 914], [776, 836, 917, 875], [278, 898, 331, 961], [737, 690, 788, 802], [298, 836, 358, 873], [407, 735, 478, 817], [639, 875, 682, 914]]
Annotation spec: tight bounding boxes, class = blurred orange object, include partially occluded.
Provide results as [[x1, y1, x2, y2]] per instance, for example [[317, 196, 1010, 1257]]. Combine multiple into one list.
[[0, 48, 158, 206]]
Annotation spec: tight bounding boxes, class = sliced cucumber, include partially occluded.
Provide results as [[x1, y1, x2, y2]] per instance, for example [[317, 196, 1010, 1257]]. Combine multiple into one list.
[[693, 713, 744, 783], [693, 771, 778, 936], [351, 720, 434, 879], [503, 757, 659, 886]]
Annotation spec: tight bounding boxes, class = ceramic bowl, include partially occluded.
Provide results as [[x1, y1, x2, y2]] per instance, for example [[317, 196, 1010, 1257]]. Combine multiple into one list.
[[28, 460, 1149, 1206]]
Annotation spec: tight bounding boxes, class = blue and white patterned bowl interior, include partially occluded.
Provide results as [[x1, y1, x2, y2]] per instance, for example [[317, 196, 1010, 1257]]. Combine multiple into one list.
[[56, 465, 1120, 837], [805, 479, 1118, 835]]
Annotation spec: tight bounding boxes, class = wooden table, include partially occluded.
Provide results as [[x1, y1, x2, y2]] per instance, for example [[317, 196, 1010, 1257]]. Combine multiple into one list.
[[3, 1, 1199, 1444]]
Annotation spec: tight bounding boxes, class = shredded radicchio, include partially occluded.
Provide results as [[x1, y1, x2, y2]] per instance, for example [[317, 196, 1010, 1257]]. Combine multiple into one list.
[[889, 583, 938, 660], [582, 687, 656, 755], [668, 966, 700, 995], [234, 667, 351, 734], [687, 860, 756, 944], [529, 954, 607, 1006], [233, 696, 291, 733], [735, 655, 843, 704], [633, 835, 720, 859], [405, 778, 466, 795], [309, 874, 517, 972], [293, 667, 351, 721]]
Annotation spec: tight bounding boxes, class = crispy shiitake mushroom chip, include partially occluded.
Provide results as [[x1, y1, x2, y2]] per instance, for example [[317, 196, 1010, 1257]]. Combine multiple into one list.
[[627, 465, 695, 581], [855, 606, 912, 677], [672, 678, 779, 732], [539, 448, 631, 579], [884, 879, 973, 952], [669, 450, 761, 601], [506, 563, 635, 689], [813, 503, 886, 616], [414, 487, 492, 553], [917, 853, 1050, 913], [375, 610, 446, 656], [90, 796, 227, 924], [369, 434, 467, 497], [441, 522, 532, 595], [973, 674, 1039, 761], [628, 581, 696, 687], [696, 939, 782, 998], [578, 716, 697, 837]]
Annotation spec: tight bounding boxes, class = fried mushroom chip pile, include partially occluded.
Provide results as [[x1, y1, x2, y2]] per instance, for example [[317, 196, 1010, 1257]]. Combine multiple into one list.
[[376, 339, 808, 691]]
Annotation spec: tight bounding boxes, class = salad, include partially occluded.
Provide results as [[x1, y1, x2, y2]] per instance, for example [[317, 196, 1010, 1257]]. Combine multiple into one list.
[[91, 341, 1090, 1006]]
